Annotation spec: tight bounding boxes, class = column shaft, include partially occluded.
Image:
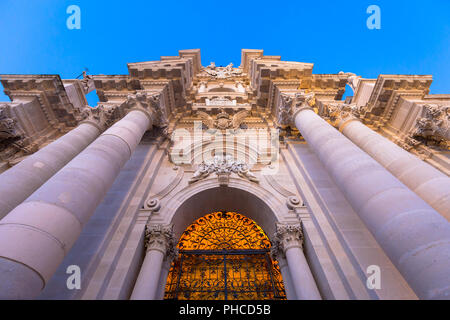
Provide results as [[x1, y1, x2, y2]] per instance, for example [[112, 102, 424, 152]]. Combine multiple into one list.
[[278, 257, 296, 300], [130, 250, 165, 300], [0, 122, 100, 219], [155, 261, 171, 300], [294, 108, 450, 300], [0, 110, 151, 299], [340, 119, 450, 220], [285, 247, 322, 300]]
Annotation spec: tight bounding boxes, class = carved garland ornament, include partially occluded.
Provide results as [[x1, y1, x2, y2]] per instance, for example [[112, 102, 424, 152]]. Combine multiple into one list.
[[189, 155, 259, 185], [202, 62, 243, 79]]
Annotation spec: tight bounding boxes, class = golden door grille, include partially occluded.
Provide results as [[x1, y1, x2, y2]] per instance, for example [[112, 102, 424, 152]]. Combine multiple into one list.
[[164, 212, 286, 300]]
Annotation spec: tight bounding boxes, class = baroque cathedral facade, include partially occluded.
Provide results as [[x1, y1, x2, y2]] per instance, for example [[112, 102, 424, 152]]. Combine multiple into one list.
[[0, 49, 449, 300]]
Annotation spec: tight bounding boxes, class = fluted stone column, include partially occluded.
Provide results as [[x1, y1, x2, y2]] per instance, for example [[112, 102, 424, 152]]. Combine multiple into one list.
[[0, 116, 103, 219], [272, 224, 322, 300], [335, 114, 450, 221], [0, 108, 152, 299], [293, 104, 450, 300], [130, 225, 176, 300]]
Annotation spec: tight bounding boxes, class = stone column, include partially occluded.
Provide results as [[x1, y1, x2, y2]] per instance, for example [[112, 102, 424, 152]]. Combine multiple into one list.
[[130, 224, 176, 300], [293, 100, 450, 300], [0, 108, 153, 299], [277, 257, 297, 300], [272, 224, 322, 300], [155, 259, 172, 300], [330, 103, 450, 221], [0, 108, 106, 219]]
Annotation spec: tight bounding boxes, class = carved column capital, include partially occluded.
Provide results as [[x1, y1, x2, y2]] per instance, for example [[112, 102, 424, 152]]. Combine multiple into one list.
[[78, 104, 123, 131], [144, 224, 178, 260], [276, 91, 315, 128], [271, 223, 303, 260], [126, 92, 165, 127], [292, 92, 316, 119], [323, 102, 362, 131]]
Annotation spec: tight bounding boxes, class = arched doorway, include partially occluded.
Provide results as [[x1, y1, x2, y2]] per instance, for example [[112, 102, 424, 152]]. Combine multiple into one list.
[[164, 211, 286, 300]]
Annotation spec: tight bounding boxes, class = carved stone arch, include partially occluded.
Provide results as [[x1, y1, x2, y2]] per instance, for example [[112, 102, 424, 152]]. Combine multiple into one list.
[[151, 178, 291, 243]]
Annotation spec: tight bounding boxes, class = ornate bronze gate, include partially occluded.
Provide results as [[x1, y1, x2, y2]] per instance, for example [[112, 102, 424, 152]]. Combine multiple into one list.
[[164, 212, 286, 300]]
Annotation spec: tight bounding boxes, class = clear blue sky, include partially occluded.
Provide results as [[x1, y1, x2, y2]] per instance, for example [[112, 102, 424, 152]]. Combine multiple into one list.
[[1, 0, 449, 106]]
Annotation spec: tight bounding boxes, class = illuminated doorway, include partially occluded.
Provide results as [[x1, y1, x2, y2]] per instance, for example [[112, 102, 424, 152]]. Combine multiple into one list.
[[164, 211, 286, 300]]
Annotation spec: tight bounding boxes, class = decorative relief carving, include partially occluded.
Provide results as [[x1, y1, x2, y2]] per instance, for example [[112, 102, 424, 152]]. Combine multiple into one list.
[[0, 104, 21, 140], [271, 224, 303, 260], [144, 198, 161, 212], [286, 196, 303, 210], [197, 109, 248, 130], [189, 155, 259, 185], [202, 62, 243, 79], [145, 224, 177, 259], [411, 104, 449, 147], [276, 94, 293, 127], [0, 104, 31, 158], [397, 104, 450, 152]]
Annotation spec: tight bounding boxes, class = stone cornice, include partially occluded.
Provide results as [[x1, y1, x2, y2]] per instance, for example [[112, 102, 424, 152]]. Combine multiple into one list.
[[0, 74, 82, 129], [367, 75, 433, 117]]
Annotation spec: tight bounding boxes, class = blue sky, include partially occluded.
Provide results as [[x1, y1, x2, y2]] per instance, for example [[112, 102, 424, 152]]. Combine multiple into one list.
[[0, 0, 449, 106]]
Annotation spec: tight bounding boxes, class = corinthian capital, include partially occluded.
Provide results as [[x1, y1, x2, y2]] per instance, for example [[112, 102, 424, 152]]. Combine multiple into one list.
[[276, 91, 315, 127], [127, 92, 166, 127], [271, 223, 303, 260], [145, 224, 177, 259], [324, 102, 362, 129], [79, 105, 122, 131], [292, 92, 316, 116]]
